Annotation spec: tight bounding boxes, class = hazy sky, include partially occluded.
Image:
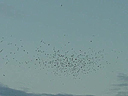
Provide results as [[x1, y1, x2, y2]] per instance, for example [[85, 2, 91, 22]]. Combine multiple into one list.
[[0, 0, 128, 96]]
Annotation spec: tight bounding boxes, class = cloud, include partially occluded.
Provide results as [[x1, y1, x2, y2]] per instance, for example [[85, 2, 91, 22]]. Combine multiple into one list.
[[115, 92, 128, 96], [84, 95, 94, 96], [0, 83, 41, 96], [0, 2, 26, 19], [117, 73, 128, 82], [0, 83, 95, 96], [113, 83, 128, 87], [110, 73, 128, 96]]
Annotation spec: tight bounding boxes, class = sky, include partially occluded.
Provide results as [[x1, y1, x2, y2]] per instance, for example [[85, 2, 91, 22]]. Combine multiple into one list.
[[0, 0, 128, 96]]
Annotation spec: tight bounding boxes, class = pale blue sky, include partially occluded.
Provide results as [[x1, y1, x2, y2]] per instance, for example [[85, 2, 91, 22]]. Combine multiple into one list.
[[0, 0, 128, 96]]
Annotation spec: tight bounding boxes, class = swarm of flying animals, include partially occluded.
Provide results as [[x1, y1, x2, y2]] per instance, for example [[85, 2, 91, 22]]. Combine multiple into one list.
[[0, 35, 113, 78]]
